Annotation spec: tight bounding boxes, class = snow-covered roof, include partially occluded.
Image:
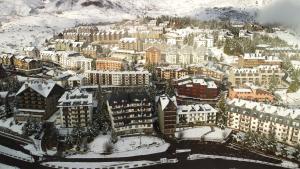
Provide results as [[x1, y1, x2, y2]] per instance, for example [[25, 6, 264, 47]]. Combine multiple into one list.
[[177, 104, 217, 115], [228, 98, 300, 120], [0, 91, 9, 98], [207, 81, 217, 89], [193, 79, 207, 85], [16, 79, 58, 98], [120, 37, 137, 43], [159, 95, 177, 111], [232, 88, 252, 93], [58, 88, 93, 107], [86, 70, 151, 75], [68, 74, 86, 81]]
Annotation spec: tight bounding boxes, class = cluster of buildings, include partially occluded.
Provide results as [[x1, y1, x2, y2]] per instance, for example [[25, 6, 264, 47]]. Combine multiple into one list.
[[1, 18, 300, 150]]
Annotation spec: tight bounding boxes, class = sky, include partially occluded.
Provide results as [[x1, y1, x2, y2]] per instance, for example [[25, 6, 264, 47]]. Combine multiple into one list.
[[257, 0, 300, 32]]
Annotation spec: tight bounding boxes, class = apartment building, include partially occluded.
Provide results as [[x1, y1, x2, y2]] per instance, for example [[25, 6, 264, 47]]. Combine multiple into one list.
[[174, 76, 219, 100], [118, 38, 143, 52], [96, 57, 124, 71], [188, 64, 225, 81], [228, 83, 275, 102], [15, 80, 65, 122], [145, 46, 161, 65], [0, 53, 15, 66], [57, 88, 93, 129], [238, 53, 282, 68], [227, 98, 300, 146], [59, 52, 92, 71], [86, 70, 151, 86], [157, 95, 177, 138], [156, 66, 188, 80], [228, 65, 285, 87], [107, 91, 153, 135], [177, 104, 217, 125], [165, 45, 206, 65], [14, 55, 42, 75], [93, 30, 128, 44]]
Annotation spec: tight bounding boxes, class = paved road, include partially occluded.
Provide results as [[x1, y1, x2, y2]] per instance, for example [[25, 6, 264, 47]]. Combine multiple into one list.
[[0, 133, 291, 169]]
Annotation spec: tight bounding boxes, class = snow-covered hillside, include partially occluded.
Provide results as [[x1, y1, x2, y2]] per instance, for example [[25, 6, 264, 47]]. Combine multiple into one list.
[[0, 0, 275, 52]]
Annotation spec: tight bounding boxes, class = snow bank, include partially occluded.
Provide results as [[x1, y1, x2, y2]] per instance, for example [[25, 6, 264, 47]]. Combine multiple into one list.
[[42, 160, 158, 169], [175, 126, 232, 142], [68, 135, 170, 158], [0, 145, 33, 162], [0, 117, 24, 134], [0, 163, 20, 169]]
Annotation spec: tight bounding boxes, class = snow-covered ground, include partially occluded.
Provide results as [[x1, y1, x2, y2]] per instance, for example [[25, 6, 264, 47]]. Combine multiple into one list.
[[275, 89, 300, 108], [0, 117, 24, 134], [209, 47, 238, 65], [0, 163, 20, 169], [0, 145, 33, 162], [42, 160, 158, 169], [175, 126, 232, 142], [68, 135, 170, 158], [269, 31, 300, 47]]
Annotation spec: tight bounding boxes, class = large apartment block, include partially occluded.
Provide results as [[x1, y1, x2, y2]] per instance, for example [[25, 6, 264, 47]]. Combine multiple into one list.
[[107, 91, 153, 135], [228, 65, 285, 87], [15, 80, 64, 122], [227, 99, 300, 146], [85, 70, 151, 86], [57, 88, 93, 129]]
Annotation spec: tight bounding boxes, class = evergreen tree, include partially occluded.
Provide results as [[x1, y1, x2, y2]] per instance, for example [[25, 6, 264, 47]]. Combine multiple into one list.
[[216, 93, 228, 128], [268, 73, 279, 93]]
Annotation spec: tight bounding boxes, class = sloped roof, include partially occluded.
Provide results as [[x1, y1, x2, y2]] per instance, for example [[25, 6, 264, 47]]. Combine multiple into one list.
[[16, 80, 57, 98]]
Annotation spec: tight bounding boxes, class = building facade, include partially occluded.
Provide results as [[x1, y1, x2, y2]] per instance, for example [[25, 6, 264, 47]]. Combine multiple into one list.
[[227, 99, 300, 146], [228, 84, 275, 102], [145, 46, 161, 65], [15, 80, 64, 122], [96, 57, 124, 71], [177, 104, 217, 125], [238, 53, 282, 68], [157, 95, 177, 138], [228, 65, 285, 87], [57, 88, 93, 129], [156, 66, 188, 80], [86, 70, 151, 86], [174, 76, 219, 100], [107, 91, 153, 135]]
